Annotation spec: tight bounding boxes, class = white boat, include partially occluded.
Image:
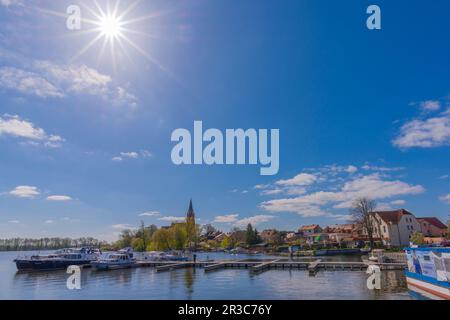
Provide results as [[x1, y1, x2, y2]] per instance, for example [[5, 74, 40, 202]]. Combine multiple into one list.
[[91, 248, 136, 271]]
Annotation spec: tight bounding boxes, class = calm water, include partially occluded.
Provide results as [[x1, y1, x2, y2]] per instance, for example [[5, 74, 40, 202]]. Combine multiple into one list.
[[0, 251, 414, 300]]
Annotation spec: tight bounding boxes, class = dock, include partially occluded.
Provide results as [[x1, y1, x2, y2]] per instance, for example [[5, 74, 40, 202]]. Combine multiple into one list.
[[135, 259, 406, 274]]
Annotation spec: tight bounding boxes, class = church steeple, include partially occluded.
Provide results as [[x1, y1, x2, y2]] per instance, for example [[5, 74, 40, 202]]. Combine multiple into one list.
[[186, 199, 195, 219]]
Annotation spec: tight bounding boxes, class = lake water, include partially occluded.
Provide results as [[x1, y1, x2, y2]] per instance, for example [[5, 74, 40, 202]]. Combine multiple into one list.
[[0, 251, 414, 300]]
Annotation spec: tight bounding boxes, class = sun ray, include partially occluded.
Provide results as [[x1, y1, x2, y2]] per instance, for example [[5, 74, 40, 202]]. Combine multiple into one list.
[[93, 0, 107, 19], [119, 9, 174, 27], [78, 0, 103, 21], [117, 0, 141, 21], [112, 0, 122, 17], [70, 33, 104, 63]]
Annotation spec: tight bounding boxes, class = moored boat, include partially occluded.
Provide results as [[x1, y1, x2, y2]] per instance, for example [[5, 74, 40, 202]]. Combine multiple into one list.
[[14, 248, 100, 271], [91, 248, 136, 270], [404, 247, 450, 300]]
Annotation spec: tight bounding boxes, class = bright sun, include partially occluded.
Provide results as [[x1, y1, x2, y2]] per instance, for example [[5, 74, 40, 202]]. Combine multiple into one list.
[[99, 15, 123, 39], [42, 0, 170, 71]]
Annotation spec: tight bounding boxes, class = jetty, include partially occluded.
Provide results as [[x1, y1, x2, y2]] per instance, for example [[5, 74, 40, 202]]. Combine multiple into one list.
[[134, 259, 406, 275]]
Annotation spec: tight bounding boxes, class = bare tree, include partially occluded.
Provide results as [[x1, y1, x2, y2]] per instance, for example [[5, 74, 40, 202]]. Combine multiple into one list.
[[350, 197, 377, 249]]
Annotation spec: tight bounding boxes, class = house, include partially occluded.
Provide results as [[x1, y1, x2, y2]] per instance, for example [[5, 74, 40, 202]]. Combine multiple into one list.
[[368, 209, 421, 247], [323, 224, 356, 246], [417, 217, 448, 237], [299, 224, 322, 237], [324, 224, 355, 234], [305, 233, 329, 245], [260, 229, 278, 242]]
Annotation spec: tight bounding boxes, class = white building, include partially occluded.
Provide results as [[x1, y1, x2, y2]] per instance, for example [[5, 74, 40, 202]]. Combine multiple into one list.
[[369, 209, 421, 247]]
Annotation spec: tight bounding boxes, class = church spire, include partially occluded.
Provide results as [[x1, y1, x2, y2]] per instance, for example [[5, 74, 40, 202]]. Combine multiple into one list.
[[187, 199, 195, 219]]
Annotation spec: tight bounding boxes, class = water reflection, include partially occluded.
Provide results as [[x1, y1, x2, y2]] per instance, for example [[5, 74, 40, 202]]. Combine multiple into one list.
[[1, 252, 413, 300]]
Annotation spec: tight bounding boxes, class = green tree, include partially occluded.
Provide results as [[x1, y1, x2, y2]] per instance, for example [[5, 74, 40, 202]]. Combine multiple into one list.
[[221, 236, 231, 249], [170, 223, 188, 250], [151, 228, 171, 251], [411, 231, 425, 245]]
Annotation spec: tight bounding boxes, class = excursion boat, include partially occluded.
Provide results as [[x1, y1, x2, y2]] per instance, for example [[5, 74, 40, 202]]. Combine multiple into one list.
[[14, 248, 100, 271], [91, 248, 137, 271], [404, 247, 450, 300]]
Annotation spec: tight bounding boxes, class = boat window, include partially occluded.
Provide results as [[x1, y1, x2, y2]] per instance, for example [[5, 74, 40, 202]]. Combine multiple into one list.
[[423, 256, 430, 261]]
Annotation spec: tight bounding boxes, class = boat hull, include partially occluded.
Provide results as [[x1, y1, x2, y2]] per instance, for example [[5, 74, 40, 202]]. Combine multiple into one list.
[[405, 271, 450, 300], [91, 262, 135, 271], [15, 259, 92, 271]]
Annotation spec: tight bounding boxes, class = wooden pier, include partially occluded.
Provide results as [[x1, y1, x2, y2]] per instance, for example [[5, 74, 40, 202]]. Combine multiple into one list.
[[135, 259, 406, 275]]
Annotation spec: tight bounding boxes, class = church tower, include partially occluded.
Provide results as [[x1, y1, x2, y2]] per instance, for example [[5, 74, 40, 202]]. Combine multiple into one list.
[[186, 199, 195, 220], [186, 199, 196, 249]]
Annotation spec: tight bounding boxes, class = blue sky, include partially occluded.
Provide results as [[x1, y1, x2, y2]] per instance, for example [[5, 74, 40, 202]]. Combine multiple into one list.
[[0, 0, 449, 241]]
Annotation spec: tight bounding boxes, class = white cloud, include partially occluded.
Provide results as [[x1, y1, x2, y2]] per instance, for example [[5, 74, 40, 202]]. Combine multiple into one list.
[[121, 152, 139, 159], [261, 173, 424, 216], [0, 114, 64, 147], [234, 215, 275, 227], [9, 185, 40, 198], [393, 109, 450, 148], [158, 216, 186, 223], [214, 214, 239, 223], [345, 165, 358, 174], [0, 61, 138, 107], [45, 220, 54, 224], [420, 100, 441, 111], [440, 194, 450, 205], [375, 203, 394, 211], [362, 164, 404, 172], [261, 188, 283, 196], [391, 199, 406, 206], [276, 173, 317, 186], [0, 67, 63, 98], [46, 195, 73, 202], [112, 224, 136, 230], [8, 220, 20, 224], [112, 150, 152, 162], [439, 175, 449, 180], [139, 211, 161, 217]]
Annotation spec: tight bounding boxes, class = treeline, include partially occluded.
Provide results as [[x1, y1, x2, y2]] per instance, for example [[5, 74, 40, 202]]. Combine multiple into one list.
[[114, 222, 263, 252], [114, 221, 199, 252], [0, 237, 106, 252]]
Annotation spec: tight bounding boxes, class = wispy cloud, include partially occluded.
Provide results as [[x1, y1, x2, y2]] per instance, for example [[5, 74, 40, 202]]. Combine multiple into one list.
[[8, 185, 40, 198], [393, 107, 450, 149], [276, 173, 317, 186], [420, 100, 441, 112], [260, 165, 424, 218], [46, 195, 73, 202], [440, 194, 450, 205], [234, 215, 275, 227], [157, 216, 186, 222], [112, 224, 137, 230], [139, 211, 161, 217], [0, 114, 64, 147], [214, 214, 239, 223], [0, 59, 138, 107], [112, 150, 152, 162]]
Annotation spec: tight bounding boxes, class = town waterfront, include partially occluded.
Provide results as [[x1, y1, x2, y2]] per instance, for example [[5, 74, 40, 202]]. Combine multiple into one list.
[[0, 251, 414, 300]]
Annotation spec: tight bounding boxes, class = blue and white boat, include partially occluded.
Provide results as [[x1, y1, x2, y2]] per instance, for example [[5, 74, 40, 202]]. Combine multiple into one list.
[[404, 247, 450, 300], [14, 248, 100, 271], [91, 248, 137, 271]]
